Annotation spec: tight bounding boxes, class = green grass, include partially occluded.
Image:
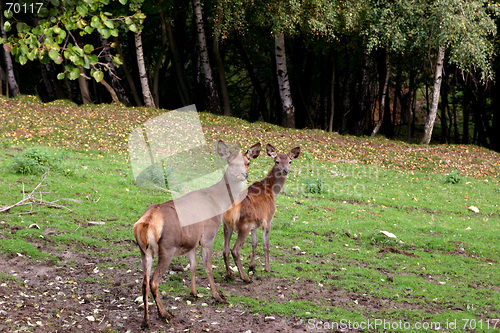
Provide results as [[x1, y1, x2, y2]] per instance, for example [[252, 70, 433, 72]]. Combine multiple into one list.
[[0, 96, 499, 331]]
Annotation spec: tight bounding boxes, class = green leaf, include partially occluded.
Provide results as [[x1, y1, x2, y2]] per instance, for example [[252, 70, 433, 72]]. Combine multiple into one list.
[[4, 10, 13, 19], [119, 0, 127, 4], [57, 72, 66, 80], [50, 0, 61, 6], [83, 44, 94, 53], [3, 21, 11, 32], [92, 70, 104, 83], [97, 27, 111, 39], [20, 45, 29, 55], [68, 66, 81, 80], [128, 24, 137, 32], [49, 49, 60, 61], [84, 26, 94, 34], [104, 20, 114, 29], [88, 54, 99, 65], [18, 55, 28, 65], [112, 55, 123, 67], [91, 16, 101, 28], [76, 5, 88, 17]]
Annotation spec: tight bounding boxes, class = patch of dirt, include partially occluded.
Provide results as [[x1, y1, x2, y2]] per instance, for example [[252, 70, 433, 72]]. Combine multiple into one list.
[[445, 242, 498, 264], [378, 246, 419, 258]]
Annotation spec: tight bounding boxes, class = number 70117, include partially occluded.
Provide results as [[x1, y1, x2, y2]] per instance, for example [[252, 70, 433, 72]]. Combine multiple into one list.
[[6, 2, 44, 14]]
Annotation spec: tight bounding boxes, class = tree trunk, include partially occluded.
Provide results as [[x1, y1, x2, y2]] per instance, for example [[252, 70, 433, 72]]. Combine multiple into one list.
[[274, 33, 295, 128], [101, 37, 131, 106], [77, 68, 93, 104], [328, 56, 335, 133], [420, 45, 445, 144], [405, 70, 416, 142], [235, 35, 268, 122], [0, 64, 5, 95], [440, 72, 449, 143], [193, 0, 222, 114], [371, 48, 390, 137], [351, 48, 370, 136], [491, 76, 500, 151], [134, 32, 156, 108], [0, 1, 20, 97], [166, 19, 191, 106], [152, 15, 169, 108], [213, 34, 231, 116], [113, 36, 142, 106], [100, 79, 120, 103]]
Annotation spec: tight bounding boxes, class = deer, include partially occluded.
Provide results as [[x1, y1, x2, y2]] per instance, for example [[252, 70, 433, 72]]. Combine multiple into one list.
[[133, 140, 261, 328], [222, 143, 300, 283]]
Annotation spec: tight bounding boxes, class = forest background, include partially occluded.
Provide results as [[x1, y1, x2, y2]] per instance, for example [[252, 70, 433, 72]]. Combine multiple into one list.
[[1, 0, 499, 150]]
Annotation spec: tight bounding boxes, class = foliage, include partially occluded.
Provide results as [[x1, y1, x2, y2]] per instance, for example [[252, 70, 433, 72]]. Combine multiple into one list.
[[304, 177, 325, 194], [444, 170, 463, 184], [10, 147, 63, 174], [1, 0, 145, 82]]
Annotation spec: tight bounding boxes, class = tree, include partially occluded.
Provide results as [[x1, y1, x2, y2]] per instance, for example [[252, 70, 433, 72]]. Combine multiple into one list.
[[193, 0, 222, 114], [418, 0, 498, 144], [1, 0, 145, 102], [274, 33, 295, 128], [420, 45, 445, 144], [134, 32, 155, 107], [0, 1, 20, 96]]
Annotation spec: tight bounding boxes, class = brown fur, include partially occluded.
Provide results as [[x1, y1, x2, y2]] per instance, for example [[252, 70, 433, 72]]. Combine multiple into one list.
[[133, 141, 261, 328], [223, 144, 300, 282]]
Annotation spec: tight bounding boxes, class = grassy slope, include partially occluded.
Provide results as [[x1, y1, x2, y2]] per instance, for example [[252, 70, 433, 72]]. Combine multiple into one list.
[[0, 95, 499, 331]]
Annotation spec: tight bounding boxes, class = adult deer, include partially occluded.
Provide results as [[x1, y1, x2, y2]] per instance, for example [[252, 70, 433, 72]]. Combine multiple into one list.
[[223, 143, 300, 282], [133, 141, 261, 328]]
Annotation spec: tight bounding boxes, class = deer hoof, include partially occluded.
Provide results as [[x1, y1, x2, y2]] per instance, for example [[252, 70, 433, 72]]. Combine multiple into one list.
[[215, 293, 228, 304], [141, 319, 151, 330], [241, 276, 252, 284], [159, 309, 174, 321]]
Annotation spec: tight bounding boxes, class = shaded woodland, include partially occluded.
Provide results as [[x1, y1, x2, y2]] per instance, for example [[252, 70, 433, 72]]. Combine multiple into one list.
[[1, 0, 499, 150]]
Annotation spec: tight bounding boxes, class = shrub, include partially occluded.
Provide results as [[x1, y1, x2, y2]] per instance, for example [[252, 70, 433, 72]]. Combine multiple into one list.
[[304, 177, 325, 194], [10, 147, 62, 174], [444, 170, 463, 184]]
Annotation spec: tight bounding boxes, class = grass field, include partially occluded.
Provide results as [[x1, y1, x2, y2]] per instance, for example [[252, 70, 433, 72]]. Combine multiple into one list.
[[0, 95, 499, 332]]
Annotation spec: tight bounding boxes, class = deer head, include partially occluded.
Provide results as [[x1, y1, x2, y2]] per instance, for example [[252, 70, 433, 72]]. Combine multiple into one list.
[[218, 140, 261, 181], [266, 143, 300, 176]]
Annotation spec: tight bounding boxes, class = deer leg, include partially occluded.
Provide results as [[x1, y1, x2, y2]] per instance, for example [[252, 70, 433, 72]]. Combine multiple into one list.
[[201, 242, 227, 303], [263, 226, 271, 272], [231, 228, 252, 283], [249, 229, 258, 270], [150, 247, 175, 322], [140, 248, 153, 329], [222, 222, 234, 279], [186, 249, 198, 297]]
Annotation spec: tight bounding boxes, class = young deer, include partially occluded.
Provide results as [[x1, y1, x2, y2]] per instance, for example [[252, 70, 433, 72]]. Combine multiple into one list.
[[133, 141, 261, 328], [222, 143, 300, 282]]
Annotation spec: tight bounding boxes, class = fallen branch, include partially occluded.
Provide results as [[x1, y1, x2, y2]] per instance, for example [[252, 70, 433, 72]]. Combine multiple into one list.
[[0, 171, 73, 214]]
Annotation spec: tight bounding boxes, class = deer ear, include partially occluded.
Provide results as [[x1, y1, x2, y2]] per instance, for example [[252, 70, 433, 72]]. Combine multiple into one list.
[[288, 147, 301, 160], [266, 143, 277, 159], [217, 140, 232, 160], [246, 142, 261, 160]]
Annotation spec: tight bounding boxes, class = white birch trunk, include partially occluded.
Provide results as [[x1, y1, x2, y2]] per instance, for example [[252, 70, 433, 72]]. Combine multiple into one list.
[[134, 32, 156, 108], [193, 0, 222, 114], [0, 0, 20, 97], [420, 45, 445, 144], [275, 33, 295, 128]]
